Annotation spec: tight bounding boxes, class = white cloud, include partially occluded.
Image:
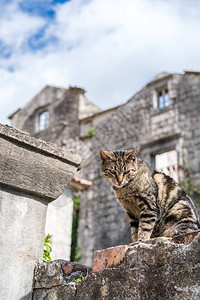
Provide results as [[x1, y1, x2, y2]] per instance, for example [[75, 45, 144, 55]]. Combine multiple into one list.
[[0, 1, 45, 49], [0, 0, 200, 124]]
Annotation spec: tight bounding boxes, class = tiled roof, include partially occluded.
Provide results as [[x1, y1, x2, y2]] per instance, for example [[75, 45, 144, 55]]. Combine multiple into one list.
[[69, 176, 92, 191]]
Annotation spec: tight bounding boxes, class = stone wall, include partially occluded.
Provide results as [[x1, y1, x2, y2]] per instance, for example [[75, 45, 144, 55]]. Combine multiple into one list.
[[9, 86, 67, 132], [10, 86, 101, 146], [32, 231, 200, 300], [178, 73, 200, 186]]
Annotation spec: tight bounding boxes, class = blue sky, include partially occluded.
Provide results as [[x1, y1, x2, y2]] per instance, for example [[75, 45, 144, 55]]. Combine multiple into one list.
[[0, 0, 200, 124]]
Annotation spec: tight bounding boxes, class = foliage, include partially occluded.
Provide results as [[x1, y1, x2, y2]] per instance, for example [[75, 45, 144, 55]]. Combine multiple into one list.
[[73, 196, 81, 208], [88, 128, 95, 137], [70, 197, 83, 261], [73, 275, 82, 283], [43, 234, 52, 262]]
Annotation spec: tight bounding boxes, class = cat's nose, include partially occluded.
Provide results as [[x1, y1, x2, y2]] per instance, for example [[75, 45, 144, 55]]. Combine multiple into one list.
[[117, 178, 123, 184]]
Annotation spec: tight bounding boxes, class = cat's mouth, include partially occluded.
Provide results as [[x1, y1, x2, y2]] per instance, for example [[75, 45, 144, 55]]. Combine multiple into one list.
[[113, 179, 133, 188], [113, 181, 130, 188]]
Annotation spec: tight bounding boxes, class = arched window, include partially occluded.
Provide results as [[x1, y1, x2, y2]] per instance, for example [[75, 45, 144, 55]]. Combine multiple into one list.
[[39, 111, 49, 131]]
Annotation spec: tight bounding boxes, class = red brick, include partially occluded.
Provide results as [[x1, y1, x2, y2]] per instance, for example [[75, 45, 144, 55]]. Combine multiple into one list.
[[92, 245, 129, 273]]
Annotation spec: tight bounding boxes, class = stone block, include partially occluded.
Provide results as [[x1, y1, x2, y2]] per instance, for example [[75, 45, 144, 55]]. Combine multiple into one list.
[[33, 284, 77, 300], [33, 260, 92, 300], [34, 259, 92, 289], [0, 124, 82, 200]]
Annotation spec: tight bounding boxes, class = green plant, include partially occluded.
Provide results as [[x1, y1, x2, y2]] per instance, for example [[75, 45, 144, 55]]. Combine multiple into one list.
[[73, 275, 82, 283], [88, 128, 95, 137], [43, 234, 52, 262], [73, 269, 89, 283]]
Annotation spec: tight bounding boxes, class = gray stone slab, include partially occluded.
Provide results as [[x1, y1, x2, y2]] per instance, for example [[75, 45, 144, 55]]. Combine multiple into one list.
[[0, 124, 82, 167], [0, 124, 82, 200]]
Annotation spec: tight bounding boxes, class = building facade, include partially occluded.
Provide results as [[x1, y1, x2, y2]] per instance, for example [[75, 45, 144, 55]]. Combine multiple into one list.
[[9, 71, 200, 265]]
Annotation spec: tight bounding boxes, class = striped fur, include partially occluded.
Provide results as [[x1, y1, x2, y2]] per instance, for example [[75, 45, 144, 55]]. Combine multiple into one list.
[[100, 149, 200, 242]]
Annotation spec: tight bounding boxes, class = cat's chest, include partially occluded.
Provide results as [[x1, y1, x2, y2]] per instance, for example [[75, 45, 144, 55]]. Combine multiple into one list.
[[113, 187, 140, 218]]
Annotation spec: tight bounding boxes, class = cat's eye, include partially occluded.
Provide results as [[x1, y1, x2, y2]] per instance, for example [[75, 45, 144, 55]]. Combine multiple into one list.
[[124, 170, 130, 175], [109, 170, 116, 174]]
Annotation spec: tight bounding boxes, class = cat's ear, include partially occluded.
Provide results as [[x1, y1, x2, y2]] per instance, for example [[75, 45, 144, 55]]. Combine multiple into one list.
[[125, 148, 139, 160], [99, 150, 114, 161]]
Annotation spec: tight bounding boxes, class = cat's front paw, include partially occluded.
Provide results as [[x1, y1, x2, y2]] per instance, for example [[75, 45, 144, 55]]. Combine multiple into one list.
[[138, 232, 151, 242]]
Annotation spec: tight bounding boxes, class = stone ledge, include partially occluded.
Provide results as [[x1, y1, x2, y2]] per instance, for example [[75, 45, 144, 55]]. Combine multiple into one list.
[[92, 230, 200, 273], [0, 124, 82, 167], [0, 123, 82, 200]]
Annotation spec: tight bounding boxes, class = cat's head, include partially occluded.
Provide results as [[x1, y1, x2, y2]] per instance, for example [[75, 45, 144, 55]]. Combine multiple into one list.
[[100, 148, 138, 188]]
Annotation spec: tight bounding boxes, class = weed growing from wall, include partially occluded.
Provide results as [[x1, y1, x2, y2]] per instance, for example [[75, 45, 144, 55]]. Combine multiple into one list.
[[88, 128, 95, 137], [43, 234, 52, 262]]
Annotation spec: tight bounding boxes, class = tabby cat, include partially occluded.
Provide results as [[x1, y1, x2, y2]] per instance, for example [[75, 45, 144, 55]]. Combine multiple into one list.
[[100, 148, 200, 242]]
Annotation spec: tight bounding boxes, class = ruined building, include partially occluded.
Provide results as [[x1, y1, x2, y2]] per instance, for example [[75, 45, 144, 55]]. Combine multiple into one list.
[[9, 71, 200, 265]]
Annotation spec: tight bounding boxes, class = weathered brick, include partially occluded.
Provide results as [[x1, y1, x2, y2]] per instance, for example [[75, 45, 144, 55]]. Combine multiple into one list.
[[92, 245, 129, 272]]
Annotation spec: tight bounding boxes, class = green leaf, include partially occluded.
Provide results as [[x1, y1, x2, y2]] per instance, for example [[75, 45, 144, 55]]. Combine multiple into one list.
[[43, 234, 52, 262]]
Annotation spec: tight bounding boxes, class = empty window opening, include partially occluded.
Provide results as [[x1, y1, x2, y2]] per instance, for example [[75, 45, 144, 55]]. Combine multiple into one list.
[[39, 111, 49, 131], [153, 149, 178, 182]]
